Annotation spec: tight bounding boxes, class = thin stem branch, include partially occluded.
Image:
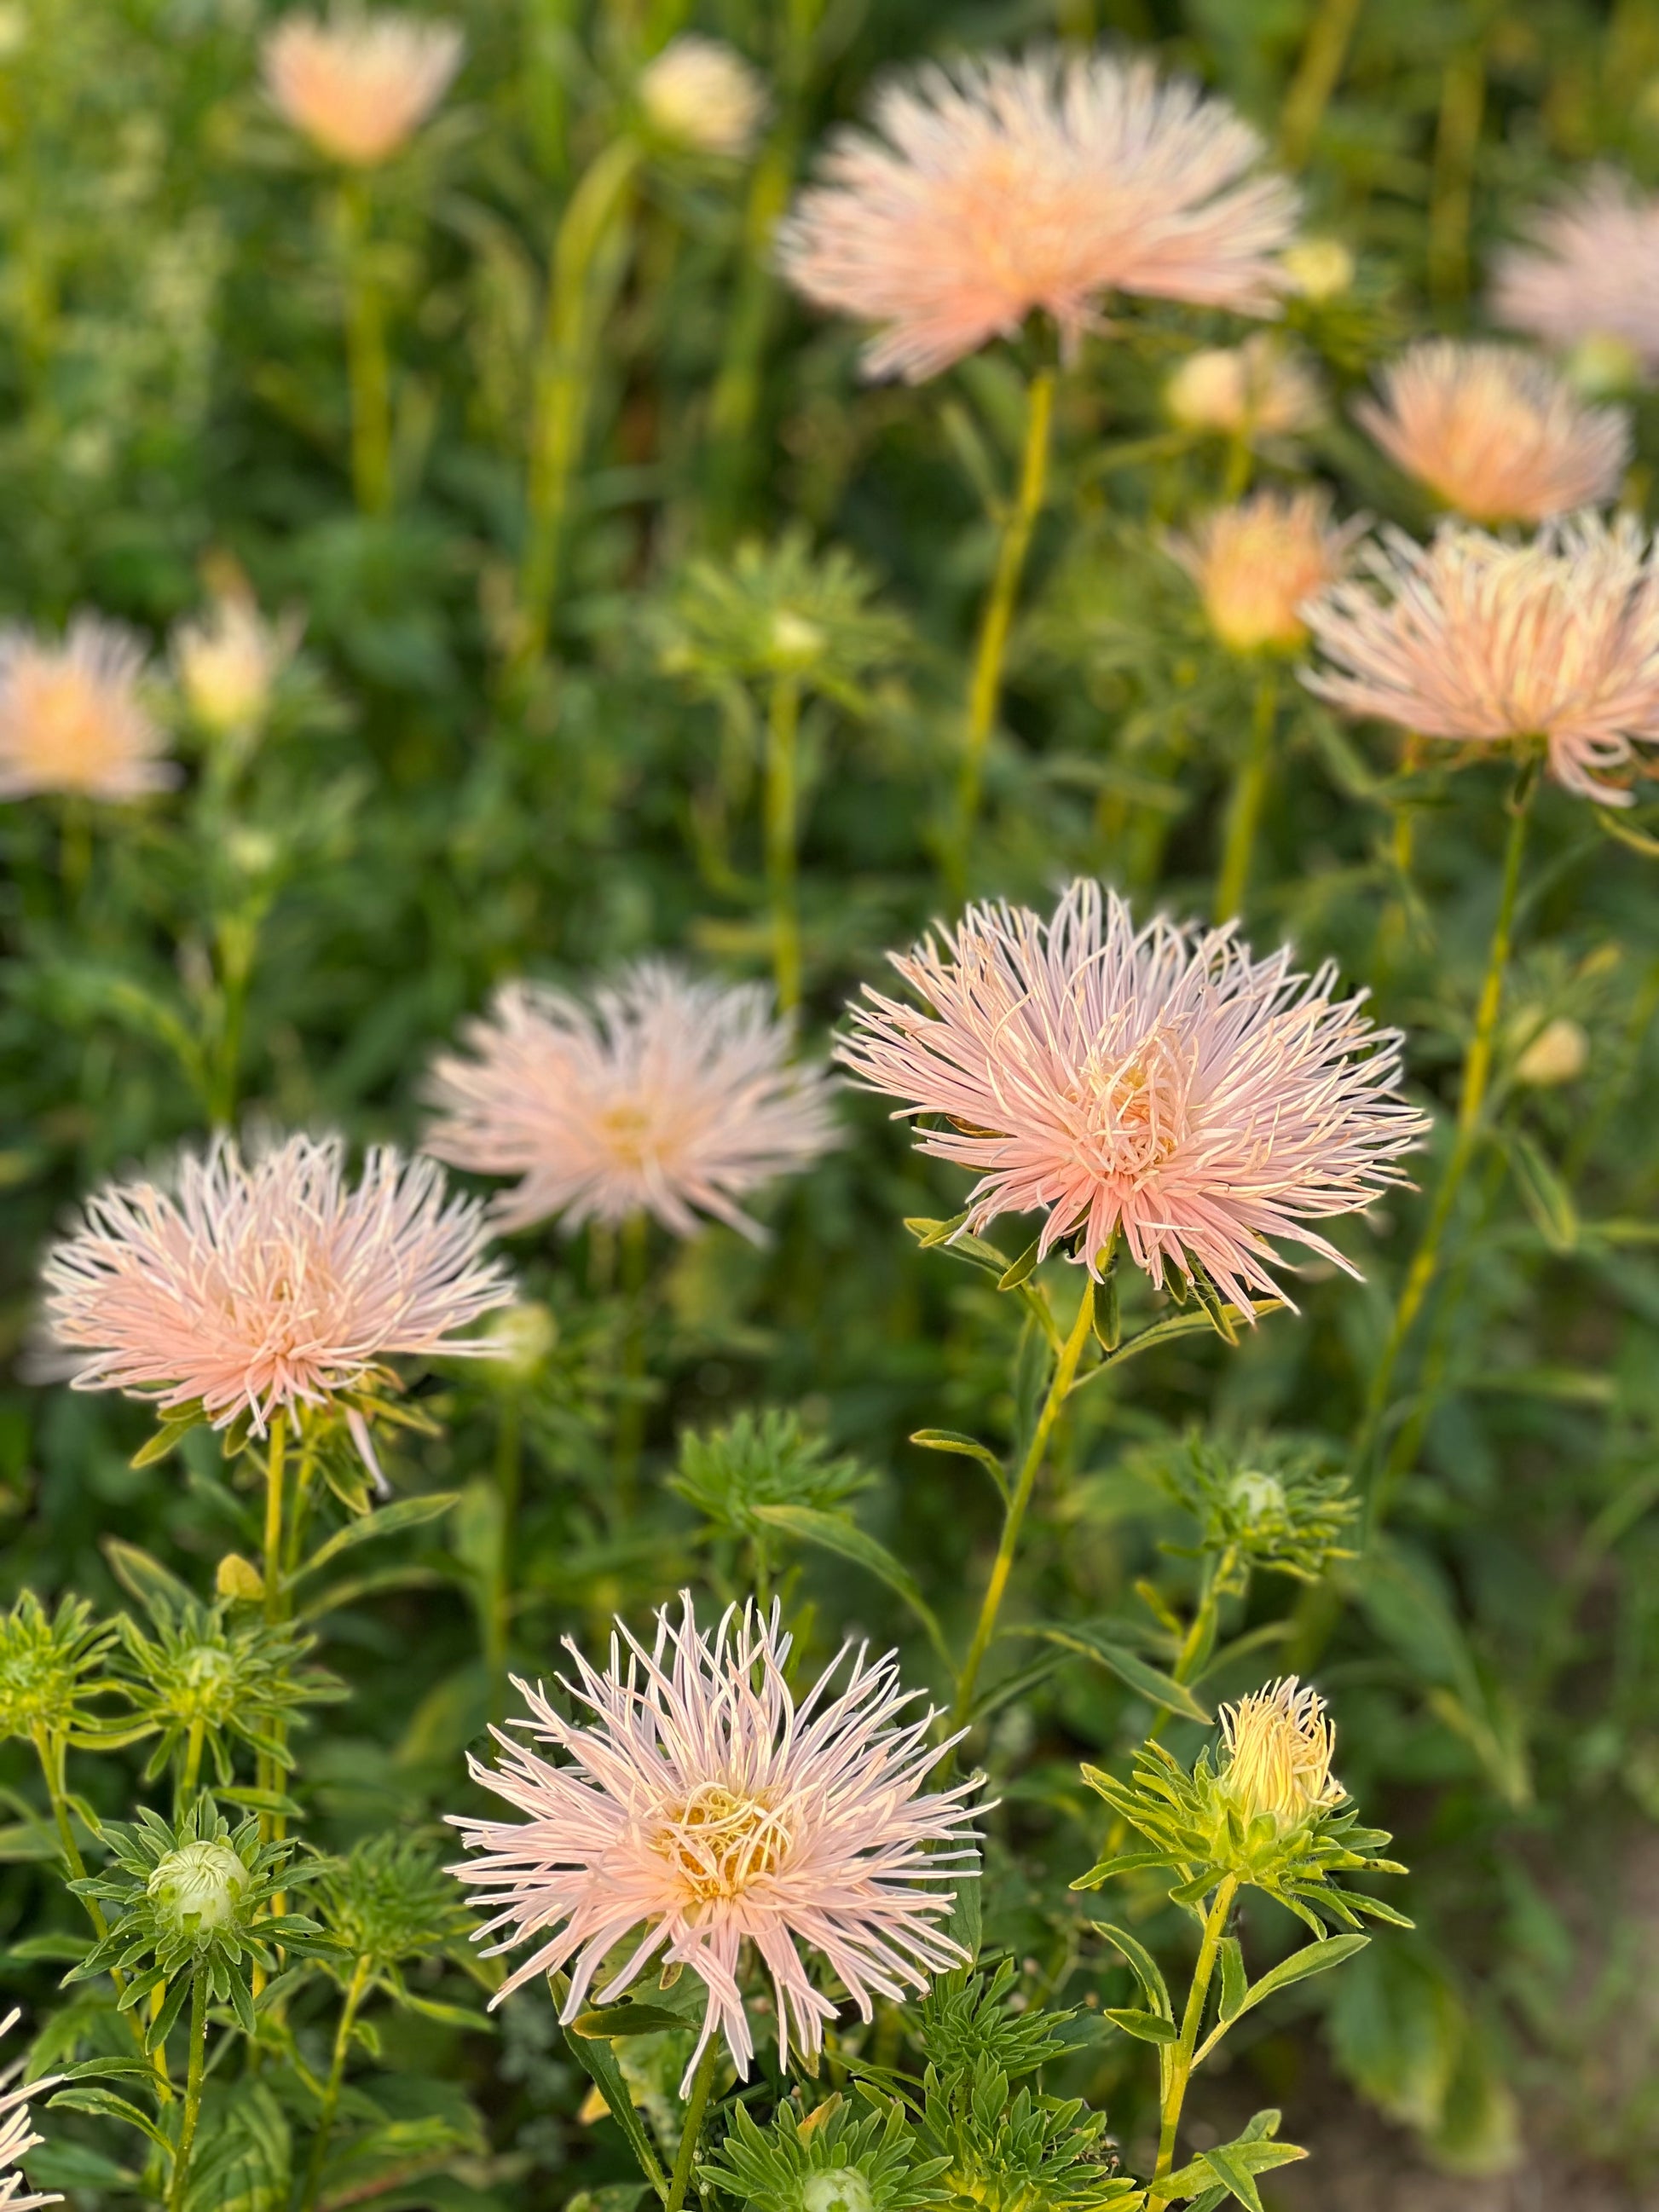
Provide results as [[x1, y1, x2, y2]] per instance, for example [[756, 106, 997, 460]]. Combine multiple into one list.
[[765, 676, 802, 1013], [614, 1211, 650, 1508], [1213, 664, 1278, 925], [950, 1278, 1095, 1735], [301, 1955, 372, 2212], [1148, 1876, 1237, 2206], [1279, 0, 1365, 167], [487, 1395, 523, 1705], [665, 2036, 720, 2212], [948, 364, 1055, 897], [166, 1967, 209, 2212], [263, 1415, 289, 1627], [338, 174, 391, 516]]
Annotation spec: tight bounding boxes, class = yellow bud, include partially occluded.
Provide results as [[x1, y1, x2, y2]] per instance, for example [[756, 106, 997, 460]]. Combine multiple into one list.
[[1514, 1017, 1588, 1088], [1281, 236, 1355, 302], [216, 1553, 264, 1603], [1218, 1678, 1344, 1830]]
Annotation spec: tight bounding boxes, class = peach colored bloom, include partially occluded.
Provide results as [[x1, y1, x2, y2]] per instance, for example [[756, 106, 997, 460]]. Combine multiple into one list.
[[777, 48, 1298, 383], [172, 587, 299, 740], [1302, 514, 1659, 805], [1171, 488, 1363, 656], [1355, 340, 1630, 523], [639, 35, 766, 159], [1165, 333, 1324, 445], [1491, 171, 1659, 378], [0, 2011, 60, 2212], [449, 1594, 981, 2093], [262, 8, 463, 167], [425, 963, 837, 1242], [42, 1134, 512, 1437], [839, 882, 1425, 1309], [0, 615, 173, 803]]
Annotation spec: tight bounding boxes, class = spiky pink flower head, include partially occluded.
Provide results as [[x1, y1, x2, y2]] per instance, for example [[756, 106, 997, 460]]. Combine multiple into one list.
[[0, 2011, 60, 2212], [777, 47, 1299, 384], [1302, 513, 1659, 806], [1491, 171, 1659, 381], [1355, 340, 1630, 524], [839, 882, 1425, 1309], [449, 1594, 982, 2093], [262, 7, 464, 167], [0, 615, 174, 804], [1169, 488, 1366, 656], [424, 963, 838, 1244], [42, 1133, 512, 1441]]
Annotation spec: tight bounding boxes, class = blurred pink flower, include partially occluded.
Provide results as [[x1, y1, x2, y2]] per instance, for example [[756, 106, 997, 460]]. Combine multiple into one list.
[[0, 615, 174, 803], [1303, 514, 1659, 804], [424, 963, 837, 1242], [777, 47, 1298, 383], [1170, 488, 1364, 656], [1355, 340, 1630, 523], [1491, 171, 1659, 378], [43, 1134, 512, 1435], [839, 882, 1424, 1309], [262, 8, 463, 167], [0, 2011, 59, 2212], [449, 1594, 981, 2094]]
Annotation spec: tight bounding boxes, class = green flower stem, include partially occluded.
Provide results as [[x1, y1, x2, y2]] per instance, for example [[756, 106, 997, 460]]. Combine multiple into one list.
[[60, 800, 90, 905], [948, 363, 1055, 898], [1278, 0, 1365, 167], [1148, 1874, 1238, 2207], [338, 174, 392, 517], [950, 1278, 1095, 1736], [166, 1966, 209, 2212], [614, 1210, 650, 1508], [180, 1719, 205, 1809], [665, 2035, 720, 2212], [1427, 42, 1486, 304], [1356, 764, 1536, 1530], [263, 1415, 289, 1626], [1213, 664, 1278, 926], [301, 1955, 372, 2212], [512, 134, 641, 682], [486, 1393, 523, 1704], [1101, 1548, 1237, 1857], [765, 675, 803, 1013]]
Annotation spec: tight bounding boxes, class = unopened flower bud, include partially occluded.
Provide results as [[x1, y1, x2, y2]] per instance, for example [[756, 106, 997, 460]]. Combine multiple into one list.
[[1165, 334, 1322, 442], [1281, 235, 1354, 302], [803, 2172, 875, 2212], [1227, 1468, 1286, 1527], [483, 1301, 557, 1381], [1515, 1016, 1588, 1088], [216, 1553, 265, 1603], [174, 593, 291, 740], [769, 609, 827, 669], [1563, 332, 1643, 401], [148, 1840, 250, 1939], [639, 35, 766, 160], [1218, 1677, 1343, 1831]]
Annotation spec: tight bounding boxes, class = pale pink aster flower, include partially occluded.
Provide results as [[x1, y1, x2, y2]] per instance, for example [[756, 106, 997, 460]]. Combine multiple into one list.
[[0, 2012, 60, 2212], [1170, 488, 1365, 656], [0, 615, 174, 803], [1491, 171, 1659, 380], [1355, 340, 1630, 523], [1302, 513, 1659, 805], [424, 963, 838, 1243], [449, 1594, 981, 2093], [777, 48, 1299, 384], [42, 1133, 512, 1441], [838, 881, 1425, 1309], [262, 8, 464, 168]]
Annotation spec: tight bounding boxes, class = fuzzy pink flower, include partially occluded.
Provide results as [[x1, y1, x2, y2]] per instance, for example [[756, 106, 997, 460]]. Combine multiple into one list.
[[839, 882, 1425, 1309], [777, 48, 1299, 384], [0, 2012, 60, 2212], [42, 1133, 512, 1437], [1302, 514, 1659, 805], [0, 615, 174, 803], [1355, 340, 1630, 523], [1491, 171, 1659, 379], [262, 8, 463, 167], [424, 963, 838, 1242], [449, 1595, 981, 2093]]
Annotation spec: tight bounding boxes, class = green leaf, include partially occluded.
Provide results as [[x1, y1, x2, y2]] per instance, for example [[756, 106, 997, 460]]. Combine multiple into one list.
[[292, 1493, 461, 1585], [1506, 1131, 1578, 1252], [1093, 1300, 1285, 1374], [1089, 1920, 1172, 2020], [909, 1429, 1009, 1504], [557, 1997, 668, 2197], [997, 1235, 1042, 1291], [1020, 1622, 1210, 1722], [1230, 1935, 1369, 2022], [130, 1414, 205, 1470], [1199, 2140, 1307, 2211], [1104, 2007, 1178, 2044], [572, 2001, 691, 2039], [1218, 1936, 1247, 2024], [103, 1538, 196, 1616], [750, 1505, 951, 1667], [48, 2086, 172, 2154]]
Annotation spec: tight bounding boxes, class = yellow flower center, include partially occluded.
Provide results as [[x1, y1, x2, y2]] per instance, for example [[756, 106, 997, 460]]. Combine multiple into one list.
[[654, 1782, 793, 1902], [597, 1100, 661, 1170], [1066, 1027, 1191, 1183]]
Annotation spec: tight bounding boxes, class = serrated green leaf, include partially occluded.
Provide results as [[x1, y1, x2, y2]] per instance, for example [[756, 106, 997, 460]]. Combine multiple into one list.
[[1020, 1622, 1210, 1721], [48, 2086, 172, 2153], [1104, 2006, 1178, 2044]]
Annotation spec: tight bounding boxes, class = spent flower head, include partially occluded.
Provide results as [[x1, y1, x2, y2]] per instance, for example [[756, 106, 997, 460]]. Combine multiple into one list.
[[116, 1596, 344, 1788], [262, 6, 463, 166], [663, 530, 910, 710], [840, 881, 1425, 1311], [1170, 488, 1363, 656], [1491, 170, 1659, 380], [0, 2013, 60, 2212], [1302, 513, 1659, 805], [0, 615, 173, 804], [638, 35, 766, 160], [1138, 1431, 1357, 1584], [1164, 334, 1324, 446], [425, 962, 838, 1244], [0, 1593, 118, 1748], [1355, 339, 1630, 524], [449, 1593, 983, 2092], [778, 47, 1298, 383]]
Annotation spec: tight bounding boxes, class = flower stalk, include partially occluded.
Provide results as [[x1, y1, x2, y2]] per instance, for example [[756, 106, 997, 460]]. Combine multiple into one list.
[[338, 175, 392, 516], [165, 1965, 209, 2212], [300, 1955, 372, 2212], [1213, 663, 1278, 925], [764, 675, 803, 1013], [1148, 1875, 1238, 2206], [665, 2035, 721, 2212]]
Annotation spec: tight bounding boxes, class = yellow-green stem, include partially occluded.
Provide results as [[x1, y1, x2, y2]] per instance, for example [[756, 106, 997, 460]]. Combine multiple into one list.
[[181, 1719, 205, 1809], [1101, 1552, 1234, 1858], [665, 2036, 720, 2212], [166, 1967, 209, 2212], [486, 1395, 523, 1702], [1427, 43, 1487, 303], [950, 1279, 1094, 1736], [1279, 0, 1365, 167], [263, 1415, 289, 1626], [60, 801, 90, 904], [614, 1211, 650, 1506], [301, 1955, 372, 2212], [1358, 769, 1535, 1528], [338, 175, 391, 516], [513, 136, 640, 680], [1213, 665, 1278, 926], [1148, 1877, 1238, 2204], [765, 676, 802, 1013], [948, 365, 1055, 897]]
